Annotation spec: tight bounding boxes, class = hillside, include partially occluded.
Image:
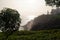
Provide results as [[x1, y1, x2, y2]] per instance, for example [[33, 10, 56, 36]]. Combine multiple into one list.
[[0, 29, 60, 40]]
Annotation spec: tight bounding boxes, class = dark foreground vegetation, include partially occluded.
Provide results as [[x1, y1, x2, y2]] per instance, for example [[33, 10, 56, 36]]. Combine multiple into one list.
[[0, 29, 60, 40]]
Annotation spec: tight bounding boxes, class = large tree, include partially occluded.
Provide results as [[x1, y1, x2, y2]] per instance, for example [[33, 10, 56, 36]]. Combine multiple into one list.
[[45, 0, 60, 7], [0, 8, 21, 34]]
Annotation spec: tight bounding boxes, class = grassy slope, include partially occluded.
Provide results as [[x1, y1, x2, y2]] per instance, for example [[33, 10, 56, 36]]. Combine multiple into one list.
[[0, 29, 60, 40]]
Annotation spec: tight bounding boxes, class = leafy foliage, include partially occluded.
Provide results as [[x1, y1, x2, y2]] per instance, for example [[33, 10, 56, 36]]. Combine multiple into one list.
[[45, 0, 60, 7], [0, 8, 21, 33], [0, 30, 60, 40]]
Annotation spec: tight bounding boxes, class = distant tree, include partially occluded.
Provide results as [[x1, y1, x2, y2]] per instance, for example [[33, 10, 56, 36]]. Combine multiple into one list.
[[30, 14, 60, 31], [45, 0, 60, 7], [51, 7, 60, 15], [30, 14, 51, 30], [0, 8, 21, 39]]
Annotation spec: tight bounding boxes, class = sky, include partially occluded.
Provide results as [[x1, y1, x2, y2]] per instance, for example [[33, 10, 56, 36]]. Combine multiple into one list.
[[0, 0, 52, 26]]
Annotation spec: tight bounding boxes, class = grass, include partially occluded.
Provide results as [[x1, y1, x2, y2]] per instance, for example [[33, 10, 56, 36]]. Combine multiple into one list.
[[0, 29, 60, 40]]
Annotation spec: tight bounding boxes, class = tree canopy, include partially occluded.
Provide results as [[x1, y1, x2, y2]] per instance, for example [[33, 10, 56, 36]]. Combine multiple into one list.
[[45, 0, 60, 7], [0, 8, 21, 33]]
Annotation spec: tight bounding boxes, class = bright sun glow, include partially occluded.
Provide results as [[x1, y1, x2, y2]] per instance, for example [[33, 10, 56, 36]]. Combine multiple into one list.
[[23, 0, 38, 10], [27, 0, 36, 4]]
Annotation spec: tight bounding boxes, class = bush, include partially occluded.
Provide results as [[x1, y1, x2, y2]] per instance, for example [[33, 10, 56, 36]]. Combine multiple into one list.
[[0, 29, 60, 40]]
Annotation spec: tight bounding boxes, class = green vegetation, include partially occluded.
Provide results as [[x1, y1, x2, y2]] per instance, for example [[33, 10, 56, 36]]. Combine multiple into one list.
[[0, 8, 21, 40], [45, 0, 60, 7], [0, 29, 60, 40]]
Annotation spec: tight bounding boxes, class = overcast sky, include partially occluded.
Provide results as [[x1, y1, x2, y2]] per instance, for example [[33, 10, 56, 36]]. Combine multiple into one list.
[[0, 0, 52, 26]]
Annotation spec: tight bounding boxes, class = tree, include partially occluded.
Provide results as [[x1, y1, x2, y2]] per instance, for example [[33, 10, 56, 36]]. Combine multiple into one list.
[[51, 7, 60, 15], [30, 14, 60, 31], [30, 14, 52, 30], [45, 0, 60, 7], [0, 8, 21, 39]]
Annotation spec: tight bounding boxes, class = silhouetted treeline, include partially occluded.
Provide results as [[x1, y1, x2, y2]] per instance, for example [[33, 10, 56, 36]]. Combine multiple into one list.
[[30, 8, 60, 31]]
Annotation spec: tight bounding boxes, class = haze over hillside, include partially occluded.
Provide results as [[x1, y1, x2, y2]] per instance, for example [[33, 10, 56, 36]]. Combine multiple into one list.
[[0, 0, 53, 26]]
